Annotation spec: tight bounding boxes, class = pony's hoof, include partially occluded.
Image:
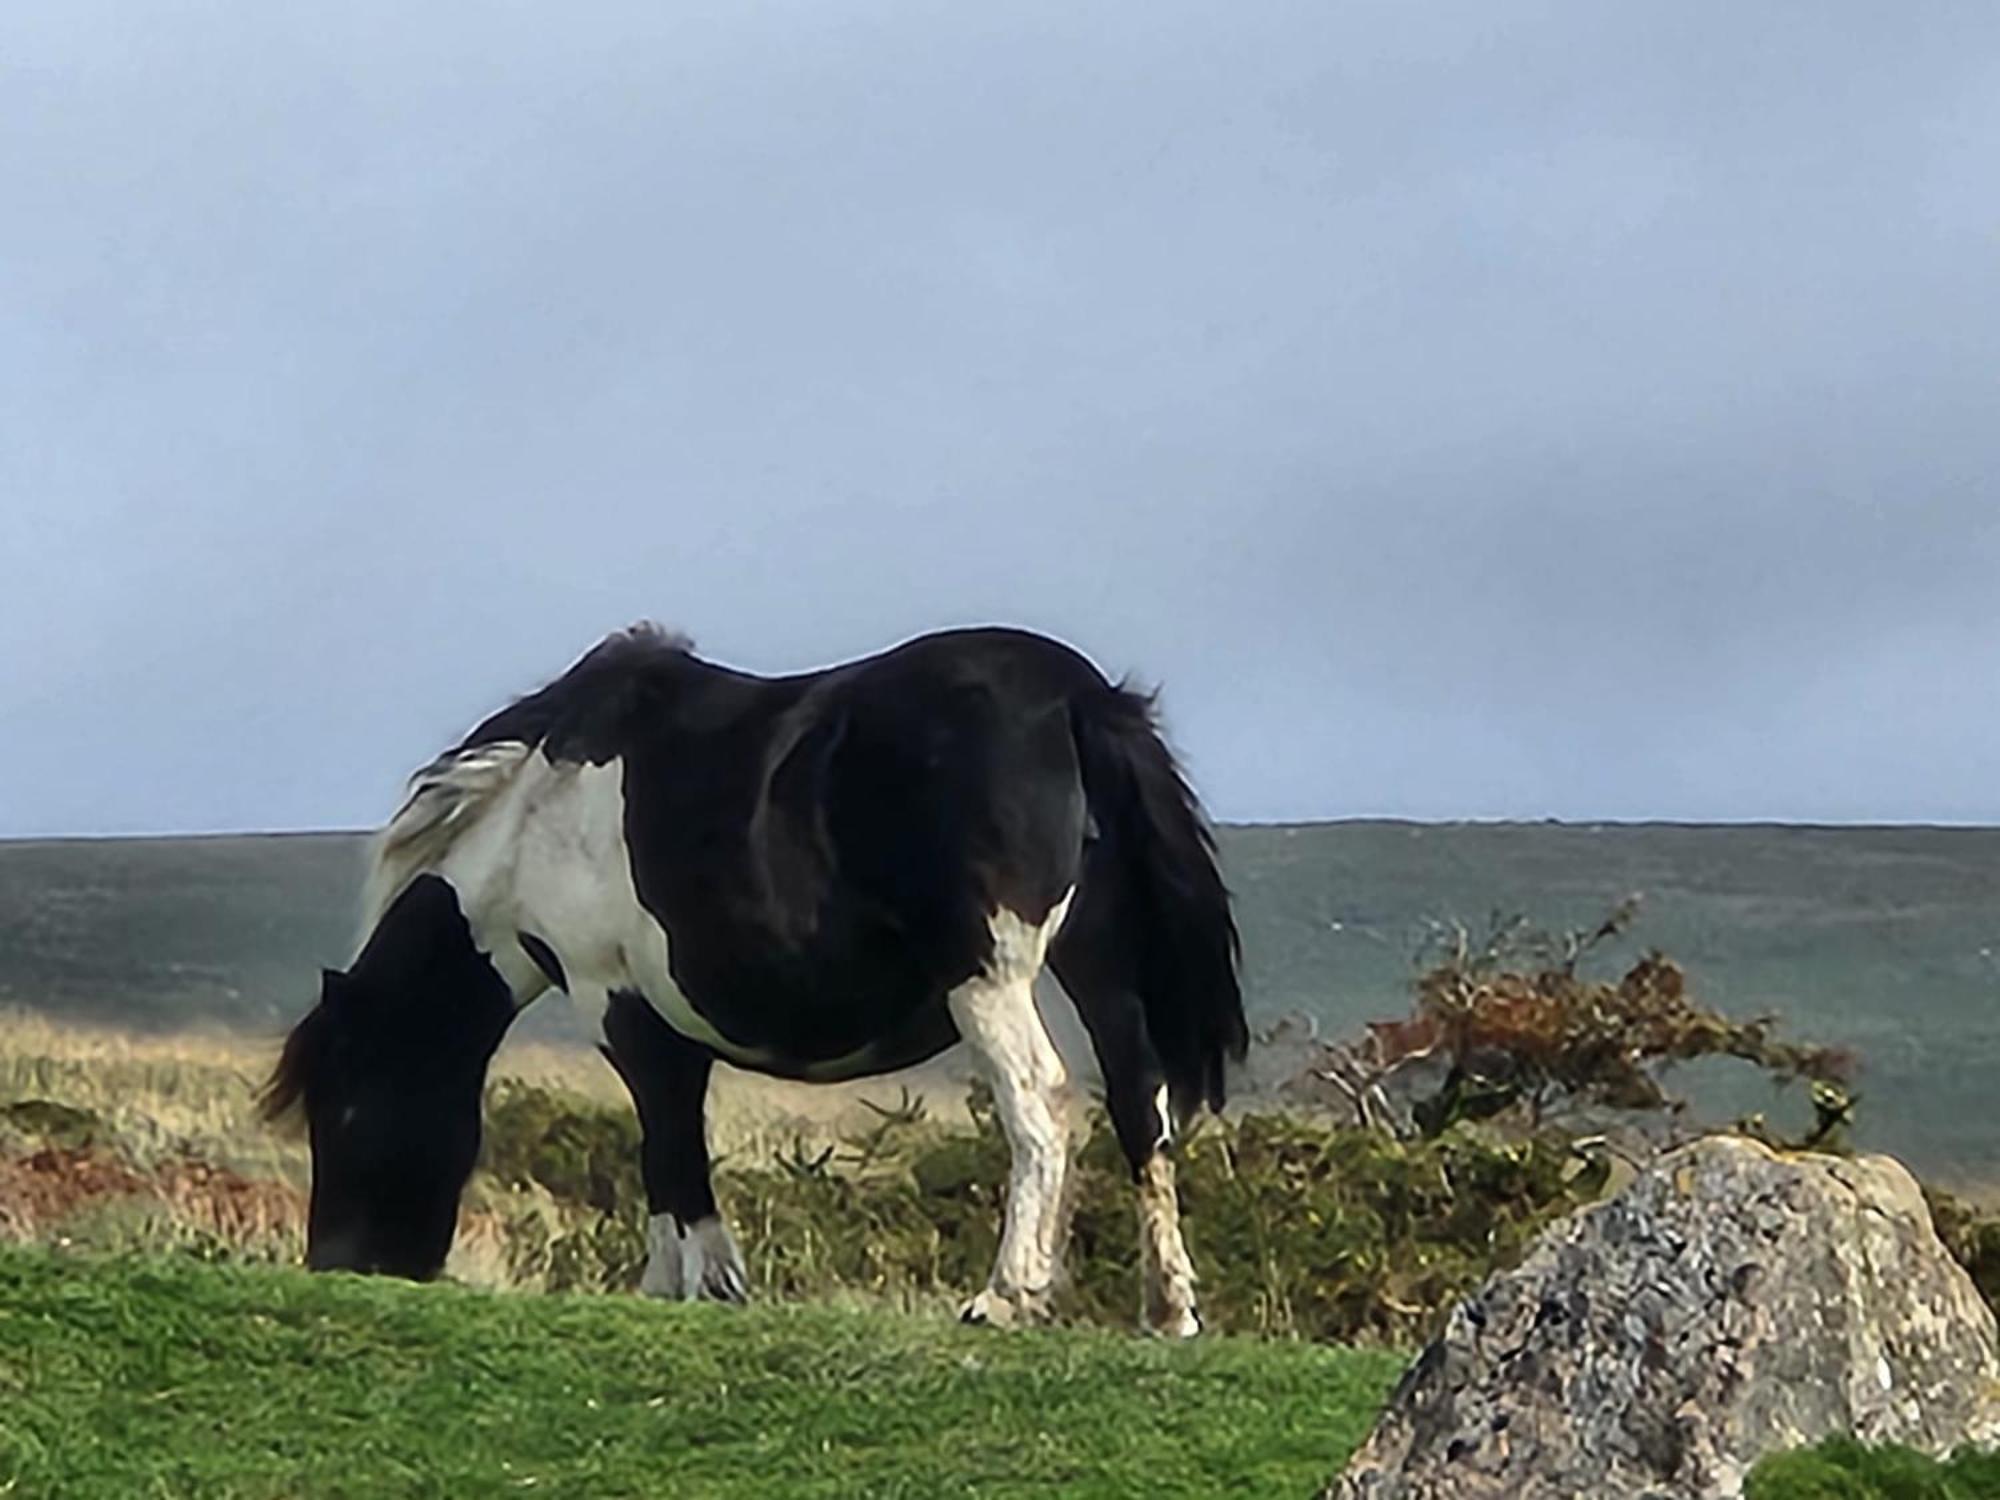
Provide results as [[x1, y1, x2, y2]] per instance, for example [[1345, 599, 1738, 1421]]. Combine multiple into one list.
[[699, 1256, 749, 1305], [959, 1287, 1051, 1329], [1145, 1304, 1202, 1340], [641, 1213, 750, 1303]]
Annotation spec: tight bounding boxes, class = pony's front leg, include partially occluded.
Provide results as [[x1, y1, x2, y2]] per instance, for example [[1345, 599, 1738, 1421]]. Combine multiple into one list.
[[949, 943, 1073, 1327], [601, 990, 749, 1304]]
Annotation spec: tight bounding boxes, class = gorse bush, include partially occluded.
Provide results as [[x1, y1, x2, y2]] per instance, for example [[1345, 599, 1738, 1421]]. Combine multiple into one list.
[[1356, 901, 1856, 1140], [1168, 1110, 1606, 1343], [478, 1078, 1605, 1343]]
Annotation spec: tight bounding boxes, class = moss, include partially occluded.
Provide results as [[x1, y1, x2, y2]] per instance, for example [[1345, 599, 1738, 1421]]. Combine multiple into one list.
[[1747, 1436, 2000, 1498], [1925, 1185, 2000, 1317], [0, 1097, 103, 1151]]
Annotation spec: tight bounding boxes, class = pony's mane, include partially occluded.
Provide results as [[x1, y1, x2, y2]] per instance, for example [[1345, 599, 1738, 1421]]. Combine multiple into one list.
[[357, 622, 696, 944]]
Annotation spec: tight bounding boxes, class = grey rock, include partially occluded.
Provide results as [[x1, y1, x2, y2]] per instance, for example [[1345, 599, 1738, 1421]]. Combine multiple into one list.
[[1324, 1135, 2000, 1499]]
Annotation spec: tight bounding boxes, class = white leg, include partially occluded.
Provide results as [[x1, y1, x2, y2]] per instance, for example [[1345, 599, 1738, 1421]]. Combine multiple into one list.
[[949, 901, 1073, 1327], [1136, 1152, 1201, 1338], [641, 1212, 749, 1303]]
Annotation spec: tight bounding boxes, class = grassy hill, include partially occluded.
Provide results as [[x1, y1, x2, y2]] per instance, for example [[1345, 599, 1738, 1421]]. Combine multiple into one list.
[[3, 822, 1999, 1180], [4, 1241, 1991, 1499], [0, 833, 364, 1037], [0, 1245, 1399, 1498]]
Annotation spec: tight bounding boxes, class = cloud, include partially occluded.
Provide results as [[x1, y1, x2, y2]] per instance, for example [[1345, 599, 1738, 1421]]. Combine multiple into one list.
[[4, 1, 1997, 833]]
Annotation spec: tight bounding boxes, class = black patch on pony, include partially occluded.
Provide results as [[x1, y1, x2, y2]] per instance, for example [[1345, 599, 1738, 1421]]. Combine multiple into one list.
[[518, 931, 567, 993], [455, 622, 697, 766]]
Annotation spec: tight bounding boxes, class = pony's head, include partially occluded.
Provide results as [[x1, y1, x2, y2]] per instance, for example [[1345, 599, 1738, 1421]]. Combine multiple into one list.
[[262, 956, 500, 1288]]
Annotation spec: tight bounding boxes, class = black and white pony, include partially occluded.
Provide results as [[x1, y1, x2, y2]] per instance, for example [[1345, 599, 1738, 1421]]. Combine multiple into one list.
[[264, 625, 1246, 1335]]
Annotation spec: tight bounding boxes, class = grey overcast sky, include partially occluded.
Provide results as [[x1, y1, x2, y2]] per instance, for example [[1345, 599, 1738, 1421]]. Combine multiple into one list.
[[5, 2, 1998, 837]]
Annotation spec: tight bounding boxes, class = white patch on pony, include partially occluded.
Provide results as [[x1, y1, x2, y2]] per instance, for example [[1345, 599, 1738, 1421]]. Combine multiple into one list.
[[360, 746, 667, 1016], [361, 741, 536, 945], [641, 1212, 749, 1303], [500, 756, 695, 1032], [1136, 1152, 1201, 1338], [949, 893, 1074, 1326]]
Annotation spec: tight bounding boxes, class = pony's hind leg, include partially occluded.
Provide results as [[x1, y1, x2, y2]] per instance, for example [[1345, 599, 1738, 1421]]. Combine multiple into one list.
[[268, 874, 519, 1280], [1049, 885, 1202, 1338], [600, 990, 748, 1303], [1065, 985, 1199, 1337], [1134, 1143, 1199, 1339]]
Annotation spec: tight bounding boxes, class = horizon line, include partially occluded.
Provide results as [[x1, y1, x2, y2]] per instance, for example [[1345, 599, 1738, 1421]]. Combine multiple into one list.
[[6, 814, 2000, 846]]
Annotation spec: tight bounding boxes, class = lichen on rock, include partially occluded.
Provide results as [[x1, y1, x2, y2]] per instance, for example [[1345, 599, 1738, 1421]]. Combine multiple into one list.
[[1325, 1135, 2000, 1499]]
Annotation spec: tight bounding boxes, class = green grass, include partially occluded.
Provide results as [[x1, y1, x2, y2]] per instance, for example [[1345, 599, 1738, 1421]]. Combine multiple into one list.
[[0, 1245, 1401, 1499], [1747, 1436, 2000, 1498]]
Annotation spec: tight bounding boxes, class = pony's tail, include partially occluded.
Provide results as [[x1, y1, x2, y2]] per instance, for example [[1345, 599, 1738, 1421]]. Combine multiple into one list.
[[1070, 686, 1247, 1122]]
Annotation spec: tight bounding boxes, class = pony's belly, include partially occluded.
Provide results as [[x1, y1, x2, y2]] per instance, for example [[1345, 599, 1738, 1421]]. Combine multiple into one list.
[[642, 964, 957, 1081]]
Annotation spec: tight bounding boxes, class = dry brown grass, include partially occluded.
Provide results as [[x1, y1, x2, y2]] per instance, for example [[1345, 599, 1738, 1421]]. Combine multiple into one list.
[[0, 1011, 307, 1184], [0, 1008, 974, 1180], [0, 1008, 979, 1290]]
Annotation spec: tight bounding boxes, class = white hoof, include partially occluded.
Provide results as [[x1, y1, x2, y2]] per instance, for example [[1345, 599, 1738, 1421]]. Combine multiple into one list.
[[959, 1285, 1052, 1329], [1146, 1304, 1202, 1340], [641, 1213, 749, 1303]]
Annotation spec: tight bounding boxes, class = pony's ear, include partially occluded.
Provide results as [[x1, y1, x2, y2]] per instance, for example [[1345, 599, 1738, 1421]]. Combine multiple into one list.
[[319, 967, 355, 1006]]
